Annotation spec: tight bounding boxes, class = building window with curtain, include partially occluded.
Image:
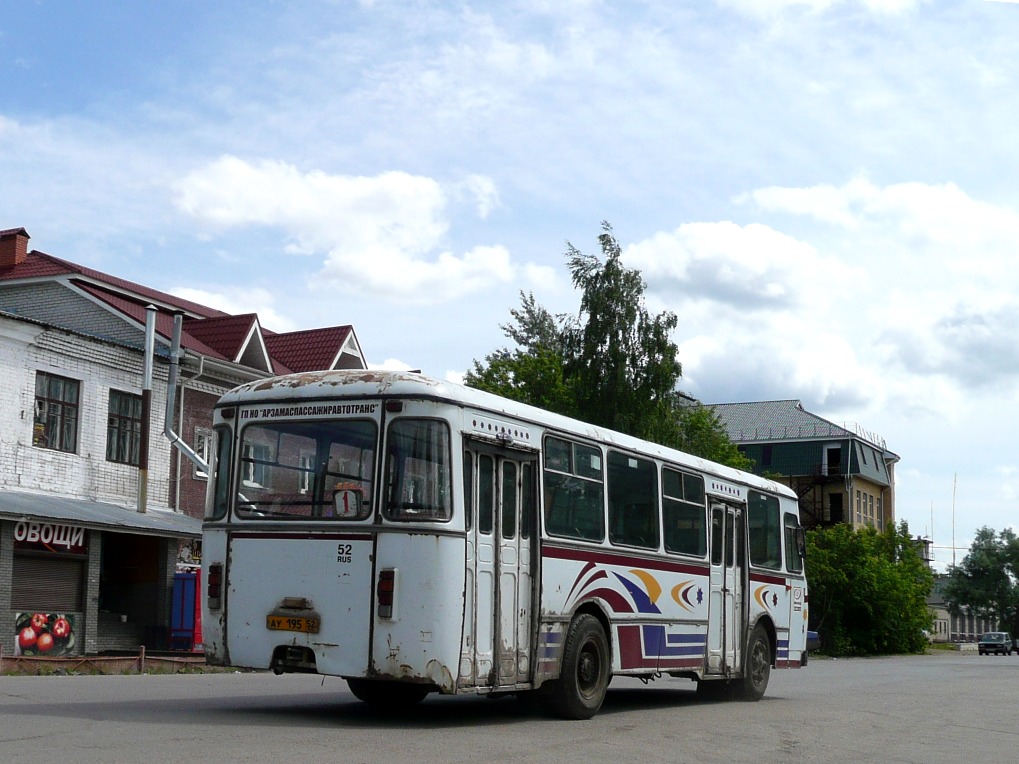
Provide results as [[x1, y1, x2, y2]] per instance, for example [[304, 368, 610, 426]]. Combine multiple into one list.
[[107, 389, 143, 465], [33, 371, 80, 453]]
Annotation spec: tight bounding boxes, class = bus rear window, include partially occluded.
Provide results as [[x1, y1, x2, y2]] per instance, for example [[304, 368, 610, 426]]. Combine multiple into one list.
[[384, 419, 452, 522], [234, 419, 376, 520]]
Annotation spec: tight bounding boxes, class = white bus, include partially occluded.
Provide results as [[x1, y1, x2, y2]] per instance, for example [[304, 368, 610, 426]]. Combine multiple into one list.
[[201, 371, 808, 719]]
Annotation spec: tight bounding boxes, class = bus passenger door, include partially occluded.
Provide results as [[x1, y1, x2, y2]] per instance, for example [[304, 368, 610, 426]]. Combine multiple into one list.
[[706, 502, 745, 675], [464, 446, 537, 689]]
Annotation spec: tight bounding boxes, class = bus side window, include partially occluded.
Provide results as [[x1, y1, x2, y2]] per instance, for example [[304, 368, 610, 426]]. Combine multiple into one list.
[[478, 453, 494, 534], [463, 450, 473, 531], [543, 436, 604, 542], [748, 490, 781, 569], [607, 450, 659, 550], [784, 512, 804, 573], [520, 462, 533, 539], [711, 508, 724, 565], [384, 419, 452, 522], [662, 468, 706, 557]]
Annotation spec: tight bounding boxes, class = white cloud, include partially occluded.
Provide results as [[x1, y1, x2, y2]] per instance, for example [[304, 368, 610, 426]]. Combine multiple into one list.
[[861, 0, 921, 11], [522, 262, 559, 290], [169, 286, 297, 333], [743, 181, 866, 228], [174, 155, 516, 304], [369, 357, 415, 371], [715, 0, 836, 15], [445, 369, 467, 385], [174, 155, 448, 247], [456, 174, 500, 219], [715, 0, 921, 15], [696, 179, 1019, 415], [623, 220, 857, 312], [619, 220, 870, 408], [623, 179, 1019, 422], [328, 243, 515, 303], [749, 180, 1019, 290]]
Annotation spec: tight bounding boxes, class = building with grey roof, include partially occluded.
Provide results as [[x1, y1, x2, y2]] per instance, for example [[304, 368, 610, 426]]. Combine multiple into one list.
[[711, 399, 899, 531]]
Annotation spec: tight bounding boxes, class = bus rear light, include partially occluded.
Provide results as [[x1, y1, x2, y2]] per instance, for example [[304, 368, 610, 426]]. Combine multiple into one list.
[[207, 563, 223, 611], [377, 568, 397, 619]]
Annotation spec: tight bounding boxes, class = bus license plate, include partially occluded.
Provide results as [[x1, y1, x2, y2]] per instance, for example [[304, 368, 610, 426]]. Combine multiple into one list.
[[266, 615, 320, 634]]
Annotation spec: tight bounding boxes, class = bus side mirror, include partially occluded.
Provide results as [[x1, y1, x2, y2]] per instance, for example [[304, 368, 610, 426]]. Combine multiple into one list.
[[795, 526, 807, 559]]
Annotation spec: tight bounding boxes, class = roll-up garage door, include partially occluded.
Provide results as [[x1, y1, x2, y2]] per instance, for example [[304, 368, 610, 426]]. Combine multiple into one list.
[[12, 555, 84, 612]]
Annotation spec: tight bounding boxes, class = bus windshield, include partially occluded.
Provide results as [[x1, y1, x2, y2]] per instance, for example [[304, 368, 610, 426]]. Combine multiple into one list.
[[235, 419, 376, 520]]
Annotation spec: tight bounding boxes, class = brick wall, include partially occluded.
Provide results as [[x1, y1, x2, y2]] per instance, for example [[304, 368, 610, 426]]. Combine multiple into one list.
[[0, 521, 14, 657], [84, 530, 101, 654], [174, 387, 221, 519], [1, 317, 174, 508]]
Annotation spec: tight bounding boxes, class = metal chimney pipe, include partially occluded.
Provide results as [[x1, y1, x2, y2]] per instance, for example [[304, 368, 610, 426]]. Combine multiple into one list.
[[138, 305, 157, 513], [164, 312, 209, 473]]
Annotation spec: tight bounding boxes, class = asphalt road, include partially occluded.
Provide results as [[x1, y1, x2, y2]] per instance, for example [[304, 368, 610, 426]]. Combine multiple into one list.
[[0, 651, 1014, 764]]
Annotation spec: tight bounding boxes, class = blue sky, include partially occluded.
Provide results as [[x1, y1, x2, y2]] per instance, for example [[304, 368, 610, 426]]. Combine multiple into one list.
[[4, 0, 1019, 569]]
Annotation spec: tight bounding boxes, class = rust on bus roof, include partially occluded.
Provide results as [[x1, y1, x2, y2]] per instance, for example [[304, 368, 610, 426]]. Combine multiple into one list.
[[245, 370, 436, 393]]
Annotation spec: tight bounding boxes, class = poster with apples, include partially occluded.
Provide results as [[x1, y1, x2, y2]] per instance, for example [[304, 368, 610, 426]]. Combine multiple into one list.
[[15, 613, 76, 656]]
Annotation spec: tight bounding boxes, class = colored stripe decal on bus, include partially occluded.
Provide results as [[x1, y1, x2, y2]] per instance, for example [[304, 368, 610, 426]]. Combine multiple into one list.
[[538, 627, 564, 676], [577, 587, 634, 614], [544, 544, 709, 576], [617, 624, 706, 669], [566, 563, 705, 617], [616, 573, 662, 615], [750, 572, 788, 586], [754, 584, 782, 612], [564, 561, 598, 602], [776, 638, 790, 660]]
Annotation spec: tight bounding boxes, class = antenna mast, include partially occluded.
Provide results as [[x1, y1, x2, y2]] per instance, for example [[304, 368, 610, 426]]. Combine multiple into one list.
[[951, 474, 957, 568]]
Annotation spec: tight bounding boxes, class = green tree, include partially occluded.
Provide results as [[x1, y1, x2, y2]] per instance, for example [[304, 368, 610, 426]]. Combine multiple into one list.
[[943, 527, 1019, 635], [465, 292, 575, 414], [807, 521, 933, 655], [562, 222, 681, 440], [673, 404, 752, 471], [465, 222, 745, 467], [465, 344, 574, 414]]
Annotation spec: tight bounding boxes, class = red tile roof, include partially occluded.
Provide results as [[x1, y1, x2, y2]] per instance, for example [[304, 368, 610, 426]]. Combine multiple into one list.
[[0, 246, 362, 374], [75, 282, 225, 358], [263, 326, 352, 372], [184, 314, 260, 361], [0, 250, 229, 318]]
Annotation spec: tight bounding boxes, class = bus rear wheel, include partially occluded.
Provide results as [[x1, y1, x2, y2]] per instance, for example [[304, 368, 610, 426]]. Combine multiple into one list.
[[735, 624, 772, 701], [549, 614, 610, 720], [346, 678, 430, 708]]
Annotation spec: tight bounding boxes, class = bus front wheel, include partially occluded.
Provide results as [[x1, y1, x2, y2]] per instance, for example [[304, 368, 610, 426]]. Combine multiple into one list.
[[549, 614, 611, 720], [347, 678, 430, 708], [735, 624, 772, 701]]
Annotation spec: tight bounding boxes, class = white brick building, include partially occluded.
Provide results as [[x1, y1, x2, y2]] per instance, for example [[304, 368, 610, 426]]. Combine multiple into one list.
[[0, 310, 200, 655], [0, 227, 366, 658]]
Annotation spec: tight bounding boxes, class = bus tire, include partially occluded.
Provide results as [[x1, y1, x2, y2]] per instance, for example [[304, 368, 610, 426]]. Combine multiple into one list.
[[736, 624, 772, 702], [548, 614, 611, 720], [347, 678, 430, 708]]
